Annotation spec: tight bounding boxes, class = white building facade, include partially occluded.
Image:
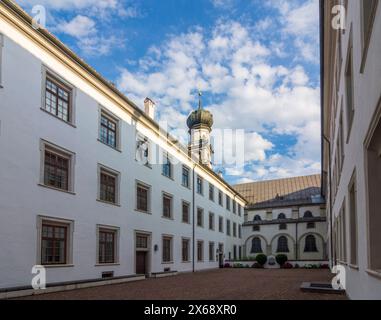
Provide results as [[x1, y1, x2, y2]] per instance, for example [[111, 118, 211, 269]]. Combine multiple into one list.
[[235, 175, 327, 265], [0, 1, 245, 290], [321, 0, 381, 299]]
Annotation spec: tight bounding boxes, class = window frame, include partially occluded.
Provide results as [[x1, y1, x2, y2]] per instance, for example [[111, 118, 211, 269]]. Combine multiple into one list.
[[135, 180, 151, 213], [226, 219, 231, 236], [182, 238, 190, 262], [304, 235, 318, 253], [197, 207, 204, 228], [348, 170, 358, 267], [208, 212, 215, 231], [98, 107, 121, 151], [196, 175, 203, 195], [251, 237, 263, 254], [182, 165, 190, 188], [39, 140, 76, 194], [162, 192, 173, 220], [276, 236, 289, 253], [209, 242, 215, 262], [345, 30, 355, 142], [162, 153, 173, 179], [41, 67, 76, 126], [135, 132, 151, 167], [182, 200, 190, 224], [209, 183, 214, 201], [96, 225, 119, 265], [218, 190, 223, 206], [197, 240, 204, 262], [162, 235, 173, 264], [97, 164, 120, 206], [37, 215, 74, 267]]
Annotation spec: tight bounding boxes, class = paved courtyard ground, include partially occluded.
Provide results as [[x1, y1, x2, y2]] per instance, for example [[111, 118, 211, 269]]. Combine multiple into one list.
[[19, 269, 347, 300]]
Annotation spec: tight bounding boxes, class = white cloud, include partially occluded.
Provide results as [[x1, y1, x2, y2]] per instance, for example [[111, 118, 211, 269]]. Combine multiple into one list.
[[57, 15, 96, 38], [18, 0, 119, 11], [211, 0, 235, 9], [116, 19, 321, 181]]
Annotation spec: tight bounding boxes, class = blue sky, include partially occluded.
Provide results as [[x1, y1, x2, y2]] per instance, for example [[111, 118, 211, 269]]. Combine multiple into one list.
[[19, 0, 321, 184]]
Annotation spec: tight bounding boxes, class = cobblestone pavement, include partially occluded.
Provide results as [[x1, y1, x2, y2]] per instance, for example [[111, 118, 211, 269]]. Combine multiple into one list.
[[19, 269, 347, 300]]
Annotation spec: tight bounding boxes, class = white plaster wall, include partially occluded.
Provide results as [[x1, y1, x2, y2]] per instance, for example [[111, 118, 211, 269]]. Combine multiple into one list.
[[327, 1, 381, 300], [0, 24, 244, 289]]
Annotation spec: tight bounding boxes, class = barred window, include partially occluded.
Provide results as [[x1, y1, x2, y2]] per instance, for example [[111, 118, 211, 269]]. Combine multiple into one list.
[[99, 229, 116, 264], [276, 236, 289, 253], [41, 223, 67, 265], [45, 76, 71, 122], [304, 235, 318, 252], [44, 149, 69, 191]]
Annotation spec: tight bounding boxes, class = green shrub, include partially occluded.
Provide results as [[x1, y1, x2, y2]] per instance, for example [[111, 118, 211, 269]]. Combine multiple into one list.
[[275, 254, 288, 266], [252, 262, 263, 268], [255, 254, 267, 266]]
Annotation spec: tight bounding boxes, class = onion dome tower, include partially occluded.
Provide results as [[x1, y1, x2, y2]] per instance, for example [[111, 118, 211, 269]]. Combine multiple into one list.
[[186, 91, 214, 168]]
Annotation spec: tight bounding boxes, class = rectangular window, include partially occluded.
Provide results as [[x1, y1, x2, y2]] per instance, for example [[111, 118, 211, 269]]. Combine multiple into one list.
[[209, 212, 214, 230], [41, 223, 68, 265], [238, 225, 242, 238], [162, 154, 173, 178], [197, 208, 204, 227], [218, 191, 223, 206], [44, 149, 69, 191], [345, 43, 354, 139], [218, 216, 223, 233], [182, 201, 190, 223], [233, 245, 237, 260], [238, 204, 242, 216], [162, 193, 173, 219], [136, 182, 150, 212], [233, 200, 236, 214], [182, 166, 190, 188], [197, 240, 204, 262], [226, 196, 231, 211], [100, 111, 118, 149], [99, 166, 119, 205], [136, 234, 148, 249], [182, 238, 190, 262], [44, 74, 72, 123], [233, 222, 237, 237], [209, 183, 214, 201], [209, 242, 215, 261], [197, 175, 203, 195], [226, 219, 231, 236], [349, 173, 358, 266], [162, 236, 173, 263], [98, 229, 116, 264]]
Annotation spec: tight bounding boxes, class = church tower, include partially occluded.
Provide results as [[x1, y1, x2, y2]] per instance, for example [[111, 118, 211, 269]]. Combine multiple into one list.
[[186, 91, 214, 168]]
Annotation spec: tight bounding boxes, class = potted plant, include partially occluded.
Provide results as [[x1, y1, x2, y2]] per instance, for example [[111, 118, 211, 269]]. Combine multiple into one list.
[[255, 254, 267, 267], [275, 254, 288, 267]]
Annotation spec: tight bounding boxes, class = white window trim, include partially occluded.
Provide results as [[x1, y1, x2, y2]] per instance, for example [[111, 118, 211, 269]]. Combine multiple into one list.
[[98, 106, 122, 151], [0, 33, 3, 88], [97, 163, 121, 206], [36, 215, 74, 267], [95, 224, 120, 265], [135, 180, 151, 213], [39, 139, 76, 193], [181, 200, 191, 224], [41, 65, 77, 126]]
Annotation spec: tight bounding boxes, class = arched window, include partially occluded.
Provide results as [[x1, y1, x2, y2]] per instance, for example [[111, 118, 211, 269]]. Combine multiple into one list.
[[304, 235, 318, 252], [276, 236, 289, 252], [279, 223, 287, 230], [253, 215, 262, 221], [251, 237, 262, 253], [304, 211, 313, 218], [277, 213, 286, 220]]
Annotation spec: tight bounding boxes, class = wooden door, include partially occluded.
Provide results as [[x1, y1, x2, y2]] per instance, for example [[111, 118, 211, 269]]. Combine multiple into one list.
[[136, 251, 146, 274]]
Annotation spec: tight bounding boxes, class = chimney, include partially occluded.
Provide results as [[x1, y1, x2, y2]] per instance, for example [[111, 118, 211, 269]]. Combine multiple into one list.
[[144, 97, 156, 120]]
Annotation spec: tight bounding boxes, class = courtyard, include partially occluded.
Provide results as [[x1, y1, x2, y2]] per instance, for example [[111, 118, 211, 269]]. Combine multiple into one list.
[[19, 269, 346, 300]]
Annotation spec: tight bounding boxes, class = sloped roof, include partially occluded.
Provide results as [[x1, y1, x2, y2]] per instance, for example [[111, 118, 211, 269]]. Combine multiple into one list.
[[233, 174, 322, 208]]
